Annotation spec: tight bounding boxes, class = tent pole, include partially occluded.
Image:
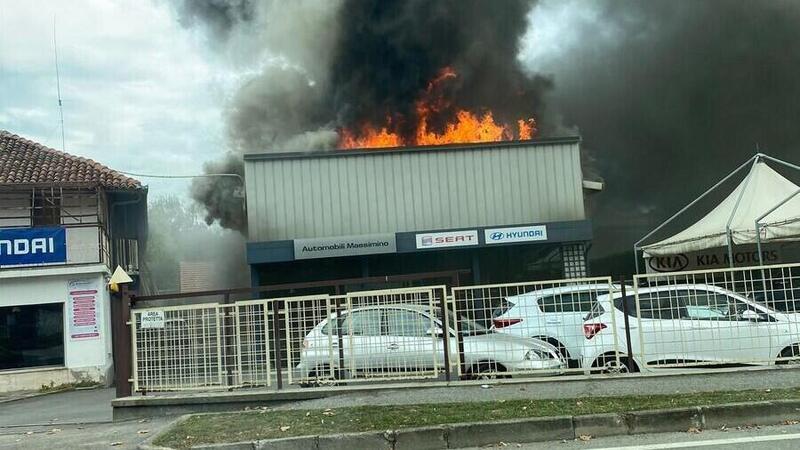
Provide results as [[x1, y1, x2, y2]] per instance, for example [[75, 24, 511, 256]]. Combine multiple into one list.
[[756, 224, 764, 267], [758, 153, 800, 174], [726, 157, 760, 268], [754, 188, 800, 266], [633, 155, 758, 274]]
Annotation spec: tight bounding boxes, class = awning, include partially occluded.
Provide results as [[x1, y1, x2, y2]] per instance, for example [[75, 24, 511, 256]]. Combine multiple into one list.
[[642, 161, 800, 257]]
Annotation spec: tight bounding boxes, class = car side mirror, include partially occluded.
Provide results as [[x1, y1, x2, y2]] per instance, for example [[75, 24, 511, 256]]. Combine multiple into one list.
[[740, 310, 761, 321]]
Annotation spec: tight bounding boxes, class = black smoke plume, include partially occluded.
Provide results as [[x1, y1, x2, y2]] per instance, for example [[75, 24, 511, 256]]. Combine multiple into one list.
[[535, 0, 800, 259], [329, 0, 552, 141]]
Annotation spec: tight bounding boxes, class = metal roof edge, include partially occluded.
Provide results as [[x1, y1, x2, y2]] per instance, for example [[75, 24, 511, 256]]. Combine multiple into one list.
[[243, 135, 582, 162]]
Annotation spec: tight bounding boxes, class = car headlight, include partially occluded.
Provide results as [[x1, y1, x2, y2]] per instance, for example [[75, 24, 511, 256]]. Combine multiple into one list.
[[525, 349, 554, 360]]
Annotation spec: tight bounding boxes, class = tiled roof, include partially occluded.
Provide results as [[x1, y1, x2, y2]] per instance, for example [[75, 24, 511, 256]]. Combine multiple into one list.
[[0, 130, 142, 190]]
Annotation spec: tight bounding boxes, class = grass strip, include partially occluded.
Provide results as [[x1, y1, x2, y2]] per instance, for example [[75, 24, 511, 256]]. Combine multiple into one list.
[[155, 387, 800, 448]]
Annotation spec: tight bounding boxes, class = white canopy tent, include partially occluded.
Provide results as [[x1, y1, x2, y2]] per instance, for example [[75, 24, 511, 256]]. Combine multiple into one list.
[[635, 153, 800, 273]]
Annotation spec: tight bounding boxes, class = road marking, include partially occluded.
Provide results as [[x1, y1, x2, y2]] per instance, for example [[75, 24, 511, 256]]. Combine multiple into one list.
[[593, 432, 800, 449]]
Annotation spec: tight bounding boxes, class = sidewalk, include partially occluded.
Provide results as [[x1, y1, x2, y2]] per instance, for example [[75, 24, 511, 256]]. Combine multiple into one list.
[[0, 387, 171, 449], [0, 387, 115, 427]]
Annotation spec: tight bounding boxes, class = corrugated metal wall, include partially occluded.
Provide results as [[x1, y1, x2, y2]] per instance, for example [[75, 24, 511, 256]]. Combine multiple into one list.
[[245, 140, 585, 241]]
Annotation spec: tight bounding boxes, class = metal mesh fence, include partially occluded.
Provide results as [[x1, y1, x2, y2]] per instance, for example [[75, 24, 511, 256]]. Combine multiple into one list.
[[343, 287, 441, 382], [132, 304, 228, 392], [235, 301, 272, 388], [129, 267, 800, 392], [451, 277, 618, 377]]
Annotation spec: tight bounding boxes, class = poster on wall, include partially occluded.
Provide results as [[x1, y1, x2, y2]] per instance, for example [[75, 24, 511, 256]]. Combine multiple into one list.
[[68, 278, 101, 340]]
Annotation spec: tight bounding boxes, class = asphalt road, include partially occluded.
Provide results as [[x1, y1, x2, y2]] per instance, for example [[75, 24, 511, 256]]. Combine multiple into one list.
[[0, 388, 115, 427], [460, 423, 800, 450], [0, 388, 171, 449]]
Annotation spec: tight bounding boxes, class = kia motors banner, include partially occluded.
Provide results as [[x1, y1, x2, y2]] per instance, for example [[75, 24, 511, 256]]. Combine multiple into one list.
[[645, 244, 782, 273], [0, 227, 67, 267]]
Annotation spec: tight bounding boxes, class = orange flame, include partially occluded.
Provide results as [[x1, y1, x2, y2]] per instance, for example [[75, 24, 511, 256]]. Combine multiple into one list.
[[339, 67, 536, 149]]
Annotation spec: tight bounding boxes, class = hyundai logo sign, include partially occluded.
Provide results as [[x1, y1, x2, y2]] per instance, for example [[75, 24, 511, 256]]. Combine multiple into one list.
[[484, 225, 548, 244]]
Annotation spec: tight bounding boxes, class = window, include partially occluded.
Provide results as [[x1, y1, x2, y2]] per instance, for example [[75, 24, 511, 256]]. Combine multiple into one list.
[[386, 309, 431, 337], [584, 301, 606, 321], [31, 190, 61, 226], [683, 291, 734, 320], [333, 309, 382, 336], [539, 291, 597, 313], [492, 299, 515, 318], [0, 303, 64, 370], [614, 291, 688, 319]]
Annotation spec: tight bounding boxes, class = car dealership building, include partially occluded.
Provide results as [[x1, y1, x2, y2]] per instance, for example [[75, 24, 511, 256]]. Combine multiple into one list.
[[244, 137, 597, 289]]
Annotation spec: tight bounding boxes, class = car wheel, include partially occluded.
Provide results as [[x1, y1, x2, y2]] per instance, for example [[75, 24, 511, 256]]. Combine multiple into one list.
[[470, 362, 506, 380], [300, 366, 337, 387], [594, 354, 633, 374], [777, 346, 800, 365]]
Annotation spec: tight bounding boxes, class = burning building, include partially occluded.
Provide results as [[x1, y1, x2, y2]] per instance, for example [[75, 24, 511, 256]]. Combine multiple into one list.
[[245, 136, 597, 288]]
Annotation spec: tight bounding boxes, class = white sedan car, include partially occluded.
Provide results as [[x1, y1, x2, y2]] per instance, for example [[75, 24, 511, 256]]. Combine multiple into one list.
[[297, 304, 565, 381], [581, 284, 800, 373]]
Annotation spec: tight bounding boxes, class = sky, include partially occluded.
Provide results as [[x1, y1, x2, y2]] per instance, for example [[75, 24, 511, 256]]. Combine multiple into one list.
[[0, 0, 238, 196], [0, 0, 574, 199]]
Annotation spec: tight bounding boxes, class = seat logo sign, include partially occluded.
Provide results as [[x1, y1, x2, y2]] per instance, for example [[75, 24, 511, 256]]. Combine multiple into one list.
[[415, 230, 479, 249], [0, 227, 67, 267], [484, 225, 548, 244]]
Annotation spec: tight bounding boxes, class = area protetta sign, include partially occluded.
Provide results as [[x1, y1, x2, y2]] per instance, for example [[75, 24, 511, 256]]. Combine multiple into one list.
[[0, 227, 67, 267]]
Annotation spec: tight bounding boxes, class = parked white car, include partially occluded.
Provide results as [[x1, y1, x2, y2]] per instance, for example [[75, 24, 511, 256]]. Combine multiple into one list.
[[581, 284, 800, 373], [297, 304, 565, 381], [492, 284, 623, 367]]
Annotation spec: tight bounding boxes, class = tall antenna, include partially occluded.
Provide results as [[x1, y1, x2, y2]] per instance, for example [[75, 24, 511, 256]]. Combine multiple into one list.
[[53, 15, 65, 151]]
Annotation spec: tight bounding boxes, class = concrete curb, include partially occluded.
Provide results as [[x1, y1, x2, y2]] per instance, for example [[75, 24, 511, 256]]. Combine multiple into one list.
[[138, 399, 800, 450]]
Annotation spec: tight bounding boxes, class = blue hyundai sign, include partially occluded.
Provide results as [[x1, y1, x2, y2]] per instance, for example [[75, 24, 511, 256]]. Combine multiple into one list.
[[0, 227, 67, 266]]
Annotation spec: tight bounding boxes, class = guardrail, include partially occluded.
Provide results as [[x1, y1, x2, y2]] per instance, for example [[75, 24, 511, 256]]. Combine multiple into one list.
[[127, 264, 800, 393]]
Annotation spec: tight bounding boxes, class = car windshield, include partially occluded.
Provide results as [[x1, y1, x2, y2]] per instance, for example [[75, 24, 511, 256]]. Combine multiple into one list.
[[435, 311, 489, 336]]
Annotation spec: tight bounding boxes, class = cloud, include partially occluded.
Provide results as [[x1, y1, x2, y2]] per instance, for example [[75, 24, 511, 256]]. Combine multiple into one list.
[[0, 0, 234, 196]]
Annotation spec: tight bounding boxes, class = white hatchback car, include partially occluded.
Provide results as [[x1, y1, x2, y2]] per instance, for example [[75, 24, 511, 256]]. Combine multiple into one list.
[[297, 304, 565, 380], [581, 284, 800, 372], [492, 284, 622, 367]]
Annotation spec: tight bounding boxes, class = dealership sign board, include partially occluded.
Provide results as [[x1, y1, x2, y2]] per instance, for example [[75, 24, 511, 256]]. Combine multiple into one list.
[[645, 245, 781, 273], [415, 230, 479, 249], [0, 227, 67, 267], [294, 234, 396, 260], [484, 225, 548, 244]]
